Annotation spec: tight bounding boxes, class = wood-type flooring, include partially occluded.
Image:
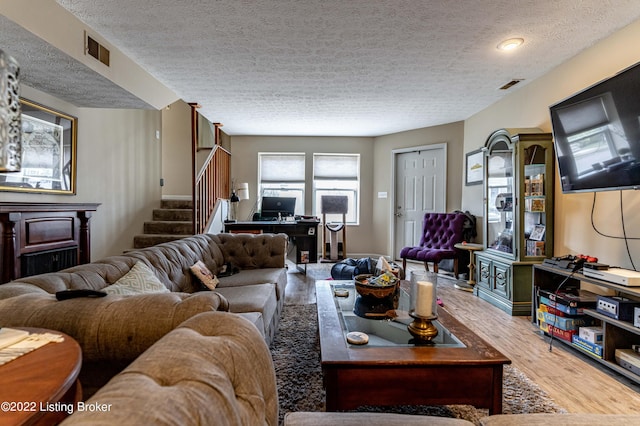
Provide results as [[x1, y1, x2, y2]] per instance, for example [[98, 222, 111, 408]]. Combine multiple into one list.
[[284, 261, 640, 415]]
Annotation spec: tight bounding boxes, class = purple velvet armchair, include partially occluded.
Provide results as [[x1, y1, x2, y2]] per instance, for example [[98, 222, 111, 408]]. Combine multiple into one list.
[[400, 212, 467, 278]]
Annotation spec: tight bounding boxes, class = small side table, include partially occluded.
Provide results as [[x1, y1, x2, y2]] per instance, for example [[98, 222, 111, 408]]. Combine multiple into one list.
[[0, 328, 82, 425], [454, 243, 484, 292]]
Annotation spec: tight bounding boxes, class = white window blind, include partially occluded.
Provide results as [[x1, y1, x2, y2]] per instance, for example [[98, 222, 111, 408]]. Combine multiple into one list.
[[258, 153, 306, 216], [313, 154, 359, 180], [260, 153, 305, 183], [313, 153, 360, 224]]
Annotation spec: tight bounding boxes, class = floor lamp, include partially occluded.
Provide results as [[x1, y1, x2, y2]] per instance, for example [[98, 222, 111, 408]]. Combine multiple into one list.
[[227, 182, 249, 222]]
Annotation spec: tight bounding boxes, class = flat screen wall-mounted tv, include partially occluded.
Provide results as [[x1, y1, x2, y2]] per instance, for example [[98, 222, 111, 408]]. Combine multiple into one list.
[[550, 61, 640, 193]]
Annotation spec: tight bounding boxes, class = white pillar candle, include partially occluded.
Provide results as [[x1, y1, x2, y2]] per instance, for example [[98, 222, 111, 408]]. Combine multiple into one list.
[[415, 281, 434, 317]]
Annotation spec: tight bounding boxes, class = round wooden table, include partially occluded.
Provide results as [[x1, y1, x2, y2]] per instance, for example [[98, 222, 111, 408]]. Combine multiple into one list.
[[454, 242, 484, 291], [0, 328, 82, 425]]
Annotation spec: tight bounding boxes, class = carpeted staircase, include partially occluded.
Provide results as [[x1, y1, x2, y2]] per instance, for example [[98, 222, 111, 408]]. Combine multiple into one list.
[[133, 199, 194, 249]]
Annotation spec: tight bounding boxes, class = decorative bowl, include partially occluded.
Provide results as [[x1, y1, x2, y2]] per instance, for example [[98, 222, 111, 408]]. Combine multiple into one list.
[[354, 273, 398, 299]]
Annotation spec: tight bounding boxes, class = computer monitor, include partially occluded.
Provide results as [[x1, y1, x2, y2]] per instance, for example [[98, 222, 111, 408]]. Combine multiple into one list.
[[260, 197, 296, 219]]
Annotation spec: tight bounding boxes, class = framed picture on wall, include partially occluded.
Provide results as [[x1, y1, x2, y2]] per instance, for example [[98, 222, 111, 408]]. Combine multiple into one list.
[[465, 149, 484, 186], [0, 98, 77, 194]]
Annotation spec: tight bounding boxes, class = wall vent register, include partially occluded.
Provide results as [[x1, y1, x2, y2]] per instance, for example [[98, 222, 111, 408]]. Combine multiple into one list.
[[85, 31, 110, 66]]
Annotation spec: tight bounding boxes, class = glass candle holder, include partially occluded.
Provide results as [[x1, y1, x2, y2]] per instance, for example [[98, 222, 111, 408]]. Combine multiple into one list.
[[409, 270, 438, 319]]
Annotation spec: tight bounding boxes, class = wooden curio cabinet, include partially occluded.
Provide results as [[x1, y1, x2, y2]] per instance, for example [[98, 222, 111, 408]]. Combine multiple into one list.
[[474, 129, 554, 316]]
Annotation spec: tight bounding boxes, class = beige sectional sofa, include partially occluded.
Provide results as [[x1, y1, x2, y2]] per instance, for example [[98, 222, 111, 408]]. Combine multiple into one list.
[[3, 232, 639, 425], [0, 232, 288, 395]]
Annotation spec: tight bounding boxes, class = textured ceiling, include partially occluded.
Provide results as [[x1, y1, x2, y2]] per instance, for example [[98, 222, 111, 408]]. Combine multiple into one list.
[[9, 1, 640, 136], [0, 15, 152, 109]]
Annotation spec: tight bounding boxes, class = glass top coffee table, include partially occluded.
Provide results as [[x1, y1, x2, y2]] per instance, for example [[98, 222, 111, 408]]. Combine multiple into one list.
[[316, 280, 511, 414], [331, 281, 464, 347]]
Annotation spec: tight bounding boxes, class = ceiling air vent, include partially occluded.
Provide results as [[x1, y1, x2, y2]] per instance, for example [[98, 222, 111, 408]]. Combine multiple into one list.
[[499, 79, 523, 90], [84, 31, 110, 66]]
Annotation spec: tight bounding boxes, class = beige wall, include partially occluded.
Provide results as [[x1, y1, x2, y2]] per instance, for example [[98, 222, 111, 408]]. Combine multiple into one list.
[[160, 101, 232, 200], [161, 100, 192, 198], [230, 124, 464, 258], [4, 85, 162, 260], [372, 122, 465, 256], [463, 19, 640, 270], [229, 136, 376, 255]]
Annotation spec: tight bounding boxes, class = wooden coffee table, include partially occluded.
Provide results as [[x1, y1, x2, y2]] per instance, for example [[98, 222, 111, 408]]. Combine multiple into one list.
[[316, 280, 510, 414], [0, 328, 82, 425]]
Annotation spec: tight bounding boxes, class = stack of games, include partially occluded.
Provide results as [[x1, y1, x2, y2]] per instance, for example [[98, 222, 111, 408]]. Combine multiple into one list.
[[537, 287, 598, 343]]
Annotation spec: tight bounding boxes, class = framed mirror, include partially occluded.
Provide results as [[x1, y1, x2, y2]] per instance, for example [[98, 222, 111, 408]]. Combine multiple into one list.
[[0, 98, 77, 194]]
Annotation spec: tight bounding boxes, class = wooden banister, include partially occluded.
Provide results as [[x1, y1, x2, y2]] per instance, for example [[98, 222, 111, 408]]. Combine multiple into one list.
[[190, 104, 230, 235], [194, 145, 230, 234]]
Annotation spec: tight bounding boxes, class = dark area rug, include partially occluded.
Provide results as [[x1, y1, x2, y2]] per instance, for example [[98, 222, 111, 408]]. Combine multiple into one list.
[[270, 303, 566, 426]]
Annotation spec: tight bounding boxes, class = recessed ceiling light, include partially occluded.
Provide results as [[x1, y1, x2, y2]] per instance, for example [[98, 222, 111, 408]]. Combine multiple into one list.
[[497, 38, 524, 51]]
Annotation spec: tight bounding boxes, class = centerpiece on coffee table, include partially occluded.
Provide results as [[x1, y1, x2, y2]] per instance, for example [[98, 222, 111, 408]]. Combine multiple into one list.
[[354, 272, 398, 299], [353, 272, 400, 319]]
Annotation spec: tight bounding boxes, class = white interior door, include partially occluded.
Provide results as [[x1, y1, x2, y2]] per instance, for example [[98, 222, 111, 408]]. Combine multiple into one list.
[[393, 146, 446, 259]]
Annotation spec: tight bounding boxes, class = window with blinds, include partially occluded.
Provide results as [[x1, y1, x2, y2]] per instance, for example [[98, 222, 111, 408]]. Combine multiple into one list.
[[258, 153, 305, 216], [313, 153, 360, 224]]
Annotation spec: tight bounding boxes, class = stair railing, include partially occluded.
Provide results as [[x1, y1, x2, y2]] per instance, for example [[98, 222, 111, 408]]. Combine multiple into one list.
[[194, 145, 230, 234], [190, 104, 230, 235]]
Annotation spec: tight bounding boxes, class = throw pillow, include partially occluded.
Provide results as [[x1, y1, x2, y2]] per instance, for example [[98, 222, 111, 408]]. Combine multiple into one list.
[[190, 260, 219, 290], [105, 261, 170, 295]]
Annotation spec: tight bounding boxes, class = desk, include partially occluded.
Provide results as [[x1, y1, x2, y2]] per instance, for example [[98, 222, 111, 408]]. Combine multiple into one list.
[[454, 243, 484, 291], [224, 220, 319, 272], [0, 328, 82, 425]]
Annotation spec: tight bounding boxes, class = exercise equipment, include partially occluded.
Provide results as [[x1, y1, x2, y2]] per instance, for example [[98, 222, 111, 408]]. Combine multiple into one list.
[[320, 195, 348, 262]]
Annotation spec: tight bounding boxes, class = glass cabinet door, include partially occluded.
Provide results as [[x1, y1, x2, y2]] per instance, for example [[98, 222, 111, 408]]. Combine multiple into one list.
[[522, 144, 549, 259], [482, 129, 554, 263], [486, 141, 514, 256]]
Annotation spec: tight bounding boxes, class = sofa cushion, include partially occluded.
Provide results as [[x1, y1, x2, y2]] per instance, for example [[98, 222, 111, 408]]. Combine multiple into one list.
[[212, 233, 287, 270], [0, 256, 140, 297], [236, 312, 266, 338], [218, 268, 287, 300], [104, 261, 170, 295], [215, 284, 277, 334], [190, 260, 220, 290]]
